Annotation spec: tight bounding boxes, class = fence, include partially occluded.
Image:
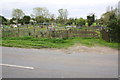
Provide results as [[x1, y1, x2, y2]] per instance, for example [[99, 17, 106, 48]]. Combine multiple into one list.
[[2, 28, 100, 38], [100, 29, 110, 42]]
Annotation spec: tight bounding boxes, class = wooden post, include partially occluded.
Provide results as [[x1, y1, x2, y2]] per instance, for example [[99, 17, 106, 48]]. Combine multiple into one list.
[[18, 28, 19, 37], [34, 28, 36, 37]]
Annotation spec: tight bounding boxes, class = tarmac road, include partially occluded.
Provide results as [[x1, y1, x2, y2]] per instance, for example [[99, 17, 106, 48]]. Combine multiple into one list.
[[1, 47, 118, 78]]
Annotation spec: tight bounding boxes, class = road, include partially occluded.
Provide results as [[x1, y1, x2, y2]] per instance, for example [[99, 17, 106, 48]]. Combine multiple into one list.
[[1, 46, 118, 78]]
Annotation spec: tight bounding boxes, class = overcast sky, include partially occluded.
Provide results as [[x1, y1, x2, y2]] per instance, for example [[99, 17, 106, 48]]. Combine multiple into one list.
[[0, 0, 119, 19]]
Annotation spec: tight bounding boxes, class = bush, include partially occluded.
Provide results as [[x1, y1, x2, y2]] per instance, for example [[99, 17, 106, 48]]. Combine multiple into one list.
[[107, 14, 120, 42]]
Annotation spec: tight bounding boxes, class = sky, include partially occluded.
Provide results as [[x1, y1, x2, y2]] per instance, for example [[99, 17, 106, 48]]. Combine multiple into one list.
[[0, 0, 119, 19]]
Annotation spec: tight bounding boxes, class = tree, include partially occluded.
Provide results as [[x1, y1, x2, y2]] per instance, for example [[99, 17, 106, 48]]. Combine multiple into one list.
[[87, 14, 95, 26], [58, 9, 68, 24], [76, 18, 86, 26], [33, 7, 49, 18], [22, 16, 31, 24], [101, 8, 117, 25], [49, 14, 55, 23], [10, 17, 16, 24], [100, 6, 120, 42], [12, 9, 24, 26], [106, 8, 120, 42], [65, 18, 75, 25], [0, 15, 8, 25], [33, 7, 50, 23], [35, 16, 45, 23]]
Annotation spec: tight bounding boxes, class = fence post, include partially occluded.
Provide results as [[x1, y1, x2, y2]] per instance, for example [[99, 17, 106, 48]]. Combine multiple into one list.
[[34, 28, 36, 37], [52, 30, 55, 38], [100, 29, 110, 42], [2, 28, 4, 37], [65, 30, 68, 38], [18, 28, 20, 37], [85, 29, 87, 38]]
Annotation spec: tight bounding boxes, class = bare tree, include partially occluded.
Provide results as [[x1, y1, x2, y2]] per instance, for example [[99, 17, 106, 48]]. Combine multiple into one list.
[[12, 8, 24, 26], [33, 7, 49, 18], [49, 14, 55, 22], [58, 9, 68, 20]]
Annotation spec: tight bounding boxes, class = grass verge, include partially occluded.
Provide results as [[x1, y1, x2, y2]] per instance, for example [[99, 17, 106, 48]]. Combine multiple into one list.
[[0, 36, 119, 50]]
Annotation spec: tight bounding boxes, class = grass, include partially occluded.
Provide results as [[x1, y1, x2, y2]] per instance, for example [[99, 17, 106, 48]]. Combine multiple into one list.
[[0, 36, 119, 50]]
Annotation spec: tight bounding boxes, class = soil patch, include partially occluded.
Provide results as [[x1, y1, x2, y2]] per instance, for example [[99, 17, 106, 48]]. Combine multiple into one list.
[[61, 44, 118, 54]]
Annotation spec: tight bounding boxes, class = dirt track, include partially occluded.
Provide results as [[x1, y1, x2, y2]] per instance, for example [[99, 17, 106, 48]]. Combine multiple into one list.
[[63, 45, 118, 54], [44, 44, 118, 54]]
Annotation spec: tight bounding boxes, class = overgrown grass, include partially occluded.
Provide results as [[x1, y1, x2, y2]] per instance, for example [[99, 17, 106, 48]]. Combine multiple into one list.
[[0, 36, 119, 50]]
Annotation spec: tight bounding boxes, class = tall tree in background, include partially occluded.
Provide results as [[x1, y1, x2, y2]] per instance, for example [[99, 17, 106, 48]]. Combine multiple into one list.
[[65, 18, 75, 25], [76, 17, 86, 26], [33, 7, 49, 20], [35, 16, 45, 23], [0, 15, 8, 25], [33, 7, 50, 23], [49, 14, 55, 23], [33, 7, 49, 17], [100, 7, 117, 25], [87, 14, 95, 26], [58, 9, 68, 24], [10, 17, 16, 24], [22, 16, 31, 24], [12, 9, 24, 26]]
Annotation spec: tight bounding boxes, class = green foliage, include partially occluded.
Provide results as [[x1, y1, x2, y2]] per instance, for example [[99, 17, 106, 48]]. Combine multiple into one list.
[[92, 22, 97, 26], [22, 16, 31, 24], [107, 14, 120, 42], [35, 16, 45, 23], [10, 17, 16, 24], [101, 9, 117, 25], [65, 18, 75, 25], [1, 36, 119, 49], [12, 9, 25, 19], [12, 8, 25, 26], [87, 14, 95, 26], [76, 18, 86, 26], [100, 7, 119, 42], [0, 16, 8, 25], [49, 38, 66, 43], [99, 7, 119, 43]]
